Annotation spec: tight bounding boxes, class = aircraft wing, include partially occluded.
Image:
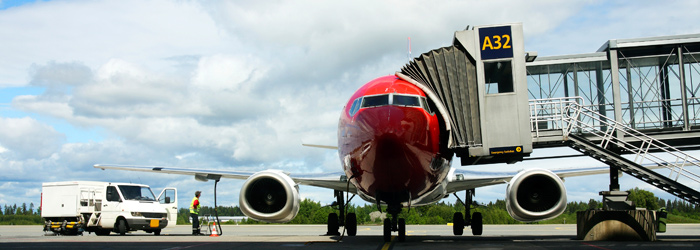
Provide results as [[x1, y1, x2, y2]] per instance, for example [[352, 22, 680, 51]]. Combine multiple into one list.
[[445, 162, 672, 194], [93, 164, 356, 193]]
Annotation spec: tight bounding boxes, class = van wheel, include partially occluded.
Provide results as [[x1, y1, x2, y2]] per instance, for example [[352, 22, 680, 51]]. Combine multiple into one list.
[[154, 229, 161, 236], [117, 219, 127, 235]]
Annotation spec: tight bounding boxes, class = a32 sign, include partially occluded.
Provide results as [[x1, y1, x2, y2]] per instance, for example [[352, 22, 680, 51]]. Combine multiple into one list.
[[479, 26, 514, 60]]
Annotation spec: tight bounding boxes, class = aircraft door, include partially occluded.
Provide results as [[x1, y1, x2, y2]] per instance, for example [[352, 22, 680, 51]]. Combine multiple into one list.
[[157, 188, 178, 225]]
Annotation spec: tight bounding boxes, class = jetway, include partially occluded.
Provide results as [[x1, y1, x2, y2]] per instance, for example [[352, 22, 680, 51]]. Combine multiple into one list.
[[400, 23, 700, 240], [399, 23, 533, 165], [399, 23, 700, 205]]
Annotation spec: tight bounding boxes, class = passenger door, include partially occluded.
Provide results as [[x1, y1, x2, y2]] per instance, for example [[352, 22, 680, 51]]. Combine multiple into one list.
[[157, 188, 178, 225]]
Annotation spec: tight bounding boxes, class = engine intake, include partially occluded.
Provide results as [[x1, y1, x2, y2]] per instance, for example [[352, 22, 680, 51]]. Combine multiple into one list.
[[239, 170, 300, 223], [506, 168, 567, 222]]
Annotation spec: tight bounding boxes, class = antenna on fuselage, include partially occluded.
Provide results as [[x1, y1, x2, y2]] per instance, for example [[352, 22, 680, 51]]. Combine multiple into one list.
[[407, 37, 412, 62]]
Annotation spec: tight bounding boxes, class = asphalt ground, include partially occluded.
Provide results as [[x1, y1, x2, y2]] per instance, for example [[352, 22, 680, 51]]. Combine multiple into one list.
[[1, 224, 700, 249]]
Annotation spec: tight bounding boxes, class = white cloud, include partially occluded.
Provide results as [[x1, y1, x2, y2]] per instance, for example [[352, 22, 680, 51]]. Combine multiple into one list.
[[0, 117, 65, 159]]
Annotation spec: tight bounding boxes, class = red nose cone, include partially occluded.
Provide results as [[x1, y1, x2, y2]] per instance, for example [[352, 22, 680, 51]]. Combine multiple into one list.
[[349, 106, 438, 201]]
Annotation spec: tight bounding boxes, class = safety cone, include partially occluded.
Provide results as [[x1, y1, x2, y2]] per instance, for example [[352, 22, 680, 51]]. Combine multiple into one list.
[[209, 222, 220, 237]]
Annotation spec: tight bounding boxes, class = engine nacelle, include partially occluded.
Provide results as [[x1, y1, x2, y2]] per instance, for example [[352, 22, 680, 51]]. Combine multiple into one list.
[[239, 170, 300, 223], [505, 168, 567, 222]]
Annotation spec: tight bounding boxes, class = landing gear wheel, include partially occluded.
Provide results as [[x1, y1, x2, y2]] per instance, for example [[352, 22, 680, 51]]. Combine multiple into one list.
[[471, 212, 483, 236], [453, 212, 464, 235], [153, 229, 161, 236], [383, 218, 392, 242], [398, 218, 406, 242], [117, 219, 127, 236], [327, 213, 339, 235], [346, 213, 357, 236]]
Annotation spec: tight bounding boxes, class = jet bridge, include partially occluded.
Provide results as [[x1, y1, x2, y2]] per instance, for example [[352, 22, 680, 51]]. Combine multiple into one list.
[[399, 23, 533, 165], [401, 23, 700, 240]]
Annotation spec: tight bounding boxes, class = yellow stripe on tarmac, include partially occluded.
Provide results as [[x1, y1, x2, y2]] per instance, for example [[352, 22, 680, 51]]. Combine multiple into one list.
[[380, 236, 395, 250]]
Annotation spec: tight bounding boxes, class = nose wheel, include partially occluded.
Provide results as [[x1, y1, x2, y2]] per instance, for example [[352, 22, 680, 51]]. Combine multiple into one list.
[[382, 204, 406, 242], [452, 189, 483, 236]]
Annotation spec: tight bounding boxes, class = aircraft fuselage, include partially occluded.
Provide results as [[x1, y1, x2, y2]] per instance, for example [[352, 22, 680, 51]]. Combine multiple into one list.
[[338, 75, 451, 206]]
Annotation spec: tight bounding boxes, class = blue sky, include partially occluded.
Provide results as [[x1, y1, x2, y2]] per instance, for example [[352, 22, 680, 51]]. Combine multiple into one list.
[[1, 0, 700, 212], [0, 0, 39, 10]]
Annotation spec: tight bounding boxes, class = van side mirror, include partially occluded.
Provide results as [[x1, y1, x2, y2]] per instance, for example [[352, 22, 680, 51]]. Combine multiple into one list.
[[165, 197, 171, 204]]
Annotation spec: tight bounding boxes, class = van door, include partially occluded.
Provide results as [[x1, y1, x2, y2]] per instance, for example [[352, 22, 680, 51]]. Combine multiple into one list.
[[157, 188, 178, 225], [101, 185, 122, 228]]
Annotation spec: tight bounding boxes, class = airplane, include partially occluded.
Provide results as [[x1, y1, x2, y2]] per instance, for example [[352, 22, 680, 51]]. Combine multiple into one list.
[[94, 74, 626, 242]]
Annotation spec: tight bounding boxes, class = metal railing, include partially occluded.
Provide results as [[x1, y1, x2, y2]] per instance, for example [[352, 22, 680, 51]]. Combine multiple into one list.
[[530, 97, 700, 185]]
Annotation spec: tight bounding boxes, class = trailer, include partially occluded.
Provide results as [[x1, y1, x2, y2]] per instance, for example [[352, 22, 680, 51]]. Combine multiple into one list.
[[41, 181, 177, 236]]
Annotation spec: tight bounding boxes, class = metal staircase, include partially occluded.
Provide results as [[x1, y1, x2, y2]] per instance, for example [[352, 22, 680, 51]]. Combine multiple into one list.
[[530, 97, 700, 205]]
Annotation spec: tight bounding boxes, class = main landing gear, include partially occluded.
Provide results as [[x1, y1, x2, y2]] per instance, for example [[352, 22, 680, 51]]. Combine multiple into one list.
[[326, 190, 357, 237], [452, 189, 483, 236]]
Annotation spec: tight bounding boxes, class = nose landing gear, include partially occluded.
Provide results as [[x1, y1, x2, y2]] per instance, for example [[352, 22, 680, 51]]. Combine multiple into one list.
[[452, 189, 483, 236], [382, 203, 406, 242]]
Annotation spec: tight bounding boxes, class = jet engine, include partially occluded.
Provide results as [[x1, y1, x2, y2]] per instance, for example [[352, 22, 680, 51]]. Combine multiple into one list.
[[239, 170, 300, 223], [505, 168, 567, 222]]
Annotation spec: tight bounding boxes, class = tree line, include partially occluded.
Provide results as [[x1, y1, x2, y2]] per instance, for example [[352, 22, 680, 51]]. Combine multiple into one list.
[[4, 188, 700, 225], [177, 188, 700, 225]]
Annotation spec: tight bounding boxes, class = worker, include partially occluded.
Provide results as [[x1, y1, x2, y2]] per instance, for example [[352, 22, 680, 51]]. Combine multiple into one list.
[[190, 191, 202, 235]]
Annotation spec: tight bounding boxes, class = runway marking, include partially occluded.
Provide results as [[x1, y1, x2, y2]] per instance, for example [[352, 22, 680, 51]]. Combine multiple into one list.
[[581, 242, 613, 250], [379, 236, 395, 250]]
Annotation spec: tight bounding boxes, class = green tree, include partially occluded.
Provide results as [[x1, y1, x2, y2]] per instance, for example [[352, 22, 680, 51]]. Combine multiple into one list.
[[627, 188, 659, 210]]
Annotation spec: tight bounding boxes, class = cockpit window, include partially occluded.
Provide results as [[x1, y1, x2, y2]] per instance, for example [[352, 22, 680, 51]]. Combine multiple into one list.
[[355, 93, 432, 114], [348, 97, 362, 116], [420, 97, 432, 114], [393, 95, 420, 107], [361, 95, 389, 108]]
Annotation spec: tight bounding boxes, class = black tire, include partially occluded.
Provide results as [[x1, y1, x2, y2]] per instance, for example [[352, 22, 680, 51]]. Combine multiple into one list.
[[398, 218, 406, 242], [153, 229, 161, 236], [117, 219, 127, 236], [383, 218, 392, 242], [346, 213, 357, 236], [453, 212, 464, 235], [471, 212, 483, 236], [327, 213, 339, 235]]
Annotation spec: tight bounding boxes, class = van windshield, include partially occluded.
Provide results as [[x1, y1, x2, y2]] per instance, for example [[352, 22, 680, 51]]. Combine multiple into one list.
[[118, 185, 156, 201]]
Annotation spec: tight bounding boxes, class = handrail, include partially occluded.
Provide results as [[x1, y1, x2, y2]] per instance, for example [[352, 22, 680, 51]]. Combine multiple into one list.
[[530, 97, 700, 185]]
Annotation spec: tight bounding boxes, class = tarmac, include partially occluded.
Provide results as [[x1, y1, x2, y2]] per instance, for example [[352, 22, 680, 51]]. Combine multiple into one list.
[[1, 224, 699, 249]]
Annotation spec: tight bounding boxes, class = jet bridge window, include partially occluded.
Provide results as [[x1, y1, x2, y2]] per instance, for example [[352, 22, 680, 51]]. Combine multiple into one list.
[[484, 60, 514, 94], [393, 95, 421, 107], [361, 94, 389, 108]]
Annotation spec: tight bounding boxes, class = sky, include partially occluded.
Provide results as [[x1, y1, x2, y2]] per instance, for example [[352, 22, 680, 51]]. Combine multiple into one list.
[[2, 0, 700, 212]]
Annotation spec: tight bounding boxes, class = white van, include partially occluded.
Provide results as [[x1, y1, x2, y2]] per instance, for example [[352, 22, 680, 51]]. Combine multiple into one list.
[[41, 181, 177, 235]]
